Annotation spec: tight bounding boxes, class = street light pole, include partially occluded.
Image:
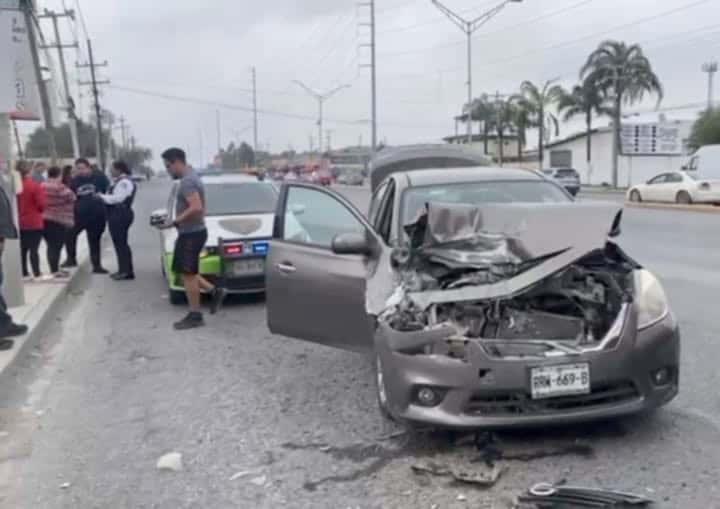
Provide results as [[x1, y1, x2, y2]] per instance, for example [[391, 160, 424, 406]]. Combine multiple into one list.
[[702, 62, 718, 110], [292, 81, 351, 154], [431, 0, 523, 145]]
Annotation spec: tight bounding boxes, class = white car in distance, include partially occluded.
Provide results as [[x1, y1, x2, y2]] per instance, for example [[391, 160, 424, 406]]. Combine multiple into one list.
[[627, 171, 720, 205]]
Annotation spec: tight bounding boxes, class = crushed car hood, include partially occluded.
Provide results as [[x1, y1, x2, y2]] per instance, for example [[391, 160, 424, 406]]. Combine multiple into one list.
[[366, 200, 624, 314]]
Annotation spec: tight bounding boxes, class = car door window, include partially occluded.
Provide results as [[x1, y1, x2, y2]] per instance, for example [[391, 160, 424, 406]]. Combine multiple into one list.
[[368, 180, 390, 225], [283, 186, 365, 248], [667, 173, 683, 183], [375, 181, 395, 243], [647, 174, 668, 185]]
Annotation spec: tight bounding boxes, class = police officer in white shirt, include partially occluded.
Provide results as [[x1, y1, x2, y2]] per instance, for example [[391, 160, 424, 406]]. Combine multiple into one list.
[[98, 160, 137, 280]]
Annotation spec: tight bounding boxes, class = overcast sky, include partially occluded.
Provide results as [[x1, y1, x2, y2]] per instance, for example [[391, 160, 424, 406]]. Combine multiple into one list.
[[34, 0, 720, 166]]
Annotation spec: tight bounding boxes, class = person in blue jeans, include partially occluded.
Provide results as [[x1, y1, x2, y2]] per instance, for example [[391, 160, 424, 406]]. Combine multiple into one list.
[[0, 183, 28, 350]]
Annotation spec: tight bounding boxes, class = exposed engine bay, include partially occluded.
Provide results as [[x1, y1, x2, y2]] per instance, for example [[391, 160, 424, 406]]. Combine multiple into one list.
[[377, 202, 638, 347]]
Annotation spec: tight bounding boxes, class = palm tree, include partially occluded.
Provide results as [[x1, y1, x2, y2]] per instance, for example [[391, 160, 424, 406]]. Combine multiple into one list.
[[510, 97, 532, 161], [557, 79, 614, 182], [465, 96, 495, 155], [581, 40, 663, 187], [519, 79, 564, 168]]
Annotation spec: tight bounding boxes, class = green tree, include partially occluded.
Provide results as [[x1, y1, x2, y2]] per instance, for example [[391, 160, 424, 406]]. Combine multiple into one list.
[[519, 79, 563, 167], [466, 96, 495, 155], [557, 78, 614, 177], [688, 109, 720, 150], [581, 40, 663, 187], [510, 97, 532, 160], [25, 120, 105, 159], [116, 146, 153, 170]]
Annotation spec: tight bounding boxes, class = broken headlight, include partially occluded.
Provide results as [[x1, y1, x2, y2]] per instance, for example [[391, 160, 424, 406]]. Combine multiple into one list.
[[633, 269, 669, 330]]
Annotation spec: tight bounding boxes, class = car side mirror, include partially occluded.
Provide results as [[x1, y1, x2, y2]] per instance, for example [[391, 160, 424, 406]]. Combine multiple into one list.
[[331, 232, 371, 256], [150, 209, 168, 227], [289, 204, 306, 216], [681, 164, 688, 171]]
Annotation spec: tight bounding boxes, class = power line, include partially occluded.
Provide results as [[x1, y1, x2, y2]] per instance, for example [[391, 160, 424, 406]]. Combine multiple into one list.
[[380, 0, 596, 57], [377, 0, 499, 35]]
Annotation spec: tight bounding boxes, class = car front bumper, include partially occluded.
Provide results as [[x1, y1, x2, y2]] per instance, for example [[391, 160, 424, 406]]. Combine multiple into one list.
[[374, 307, 679, 429], [166, 254, 266, 294]]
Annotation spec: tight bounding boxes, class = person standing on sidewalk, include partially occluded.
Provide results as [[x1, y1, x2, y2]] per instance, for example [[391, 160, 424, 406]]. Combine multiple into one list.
[[31, 161, 47, 183], [65, 158, 110, 274], [42, 166, 76, 279], [16, 161, 47, 281], [0, 177, 28, 350], [98, 160, 136, 281], [160, 148, 223, 330]]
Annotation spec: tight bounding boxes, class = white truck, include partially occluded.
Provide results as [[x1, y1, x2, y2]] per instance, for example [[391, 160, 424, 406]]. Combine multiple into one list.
[[682, 144, 720, 178]]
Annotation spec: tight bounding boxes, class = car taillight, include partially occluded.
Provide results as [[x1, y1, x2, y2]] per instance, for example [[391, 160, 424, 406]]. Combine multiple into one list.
[[224, 244, 244, 255], [699, 182, 711, 190]]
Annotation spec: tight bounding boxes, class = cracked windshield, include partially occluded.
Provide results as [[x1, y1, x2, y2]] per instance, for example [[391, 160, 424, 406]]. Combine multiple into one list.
[[1, 0, 719, 507]]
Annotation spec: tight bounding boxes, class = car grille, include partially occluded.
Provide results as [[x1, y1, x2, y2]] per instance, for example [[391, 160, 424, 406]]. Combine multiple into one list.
[[464, 381, 640, 417]]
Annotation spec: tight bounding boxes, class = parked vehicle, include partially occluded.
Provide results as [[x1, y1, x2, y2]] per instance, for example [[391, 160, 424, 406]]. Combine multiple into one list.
[[542, 168, 580, 196], [682, 144, 720, 179], [336, 171, 364, 186], [264, 146, 679, 429], [627, 171, 720, 204], [150, 175, 279, 304]]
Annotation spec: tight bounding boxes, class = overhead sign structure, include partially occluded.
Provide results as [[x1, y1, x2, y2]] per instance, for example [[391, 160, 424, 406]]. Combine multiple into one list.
[[620, 123, 683, 156], [0, 1, 42, 121]]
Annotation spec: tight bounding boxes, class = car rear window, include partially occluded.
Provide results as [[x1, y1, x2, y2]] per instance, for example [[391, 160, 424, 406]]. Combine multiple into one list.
[[402, 180, 571, 224], [555, 169, 579, 177], [204, 182, 278, 216]]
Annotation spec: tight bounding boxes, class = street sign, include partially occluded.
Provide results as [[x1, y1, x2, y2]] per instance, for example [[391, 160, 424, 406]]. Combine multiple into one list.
[[0, 2, 42, 120], [620, 123, 682, 155]]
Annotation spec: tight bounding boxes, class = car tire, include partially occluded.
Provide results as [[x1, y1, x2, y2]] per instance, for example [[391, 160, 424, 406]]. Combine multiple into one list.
[[676, 191, 692, 204], [629, 190, 642, 202], [169, 289, 186, 305], [374, 354, 396, 422]]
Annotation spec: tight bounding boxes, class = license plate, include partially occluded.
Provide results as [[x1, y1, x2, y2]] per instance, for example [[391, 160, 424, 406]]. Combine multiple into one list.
[[229, 259, 265, 276], [530, 363, 590, 400]]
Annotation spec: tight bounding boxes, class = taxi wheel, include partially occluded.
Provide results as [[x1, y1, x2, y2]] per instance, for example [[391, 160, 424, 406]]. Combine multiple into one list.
[[676, 191, 692, 204], [629, 190, 642, 202], [169, 289, 186, 305]]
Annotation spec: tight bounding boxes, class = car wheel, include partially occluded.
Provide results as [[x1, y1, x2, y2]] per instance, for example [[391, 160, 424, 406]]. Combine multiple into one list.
[[676, 191, 692, 204], [375, 355, 396, 422], [629, 189, 642, 202], [169, 289, 186, 305]]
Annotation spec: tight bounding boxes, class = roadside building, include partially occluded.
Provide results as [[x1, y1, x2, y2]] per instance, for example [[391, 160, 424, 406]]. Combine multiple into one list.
[[443, 133, 521, 162], [542, 115, 694, 187]]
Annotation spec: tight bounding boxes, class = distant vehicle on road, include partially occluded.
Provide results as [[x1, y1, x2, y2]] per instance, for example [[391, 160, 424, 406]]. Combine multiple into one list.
[[542, 167, 580, 196], [627, 171, 720, 204], [264, 145, 678, 429], [336, 171, 364, 186], [150, 174, 279, 304], [681, 144, 720, 179], [283, 170, 299, 182]]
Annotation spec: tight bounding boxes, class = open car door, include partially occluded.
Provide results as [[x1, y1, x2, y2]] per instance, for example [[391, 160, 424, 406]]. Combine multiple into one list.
[[266, 183, 383, 352]]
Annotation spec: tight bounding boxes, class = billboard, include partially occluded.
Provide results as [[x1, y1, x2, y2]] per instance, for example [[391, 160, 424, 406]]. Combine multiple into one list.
[[0, 1, 42, 120], [620, 123, 683, 156]]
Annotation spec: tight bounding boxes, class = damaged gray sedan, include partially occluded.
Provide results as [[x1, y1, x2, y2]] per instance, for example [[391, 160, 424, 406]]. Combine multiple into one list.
[[266, 159, 679, 429]]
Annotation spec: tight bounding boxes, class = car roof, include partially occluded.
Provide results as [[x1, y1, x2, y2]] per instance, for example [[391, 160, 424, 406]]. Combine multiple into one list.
[[200, 174, 268, 184], [400, 166, 545, 188]]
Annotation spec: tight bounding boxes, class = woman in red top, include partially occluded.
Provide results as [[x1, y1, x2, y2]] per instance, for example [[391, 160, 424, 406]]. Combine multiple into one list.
[[16, 161, 47, 280]]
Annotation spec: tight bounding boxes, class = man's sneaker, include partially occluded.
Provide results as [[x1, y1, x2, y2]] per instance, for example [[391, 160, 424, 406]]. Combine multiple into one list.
[[93, 267, 109, 275], [173, 312, 204, 330], [209, 287, 227, 315], [0, 323, 28, 338], [0, 340, 13, 351], [61, 260, 77, 268], [22, 275, 34, 283], [111, 273, 135, 281], [36, 274, 54, 282]]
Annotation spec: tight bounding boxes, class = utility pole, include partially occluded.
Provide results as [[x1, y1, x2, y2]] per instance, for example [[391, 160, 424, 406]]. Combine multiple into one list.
[[119, 116, 128, 150], [431, 0, 523, 145], [293, 81, 350, 154], [22, 0, 58, 163], [11, 119, 24, 158], [358, 0, 377, 152], [215, 109, 221, 153], [702, 62, 718, 110], [326, 130, 333, 152], [252, 67, 259, 152], [78, 39, 109, 170], [38, 8, 80, 159], [309, 134, 314, 154]]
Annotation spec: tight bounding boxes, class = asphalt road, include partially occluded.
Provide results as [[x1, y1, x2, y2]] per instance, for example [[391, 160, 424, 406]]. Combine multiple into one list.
[[1, 180, 719, 508]]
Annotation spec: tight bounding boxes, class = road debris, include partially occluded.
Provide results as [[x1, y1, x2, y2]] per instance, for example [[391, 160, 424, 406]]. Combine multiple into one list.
[[517, 482, 654, 507], [229, 468, 263, 481], [59, 482, 71, 489], [457, 493, 467, 501], [474, 440, 595, 467], [249, 475, 268, 487], [411, 461, 505, 488], [156, 452, 183, 472]]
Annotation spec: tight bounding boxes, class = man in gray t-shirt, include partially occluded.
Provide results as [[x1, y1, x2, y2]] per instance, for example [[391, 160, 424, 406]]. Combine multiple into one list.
[[160, 148, 223, 330]]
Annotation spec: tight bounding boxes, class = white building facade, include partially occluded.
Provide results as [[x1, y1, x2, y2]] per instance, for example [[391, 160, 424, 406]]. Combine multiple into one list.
[[542, 118, 694, 187]]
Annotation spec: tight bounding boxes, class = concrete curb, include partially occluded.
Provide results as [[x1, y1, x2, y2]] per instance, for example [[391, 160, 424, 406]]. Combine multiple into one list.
[[0, 256, 90, 383], [625, 202, 720, 214]]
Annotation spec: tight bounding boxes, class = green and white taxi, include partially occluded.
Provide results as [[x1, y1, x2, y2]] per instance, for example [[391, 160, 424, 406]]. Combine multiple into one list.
[[151, 174, 279, 304]]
